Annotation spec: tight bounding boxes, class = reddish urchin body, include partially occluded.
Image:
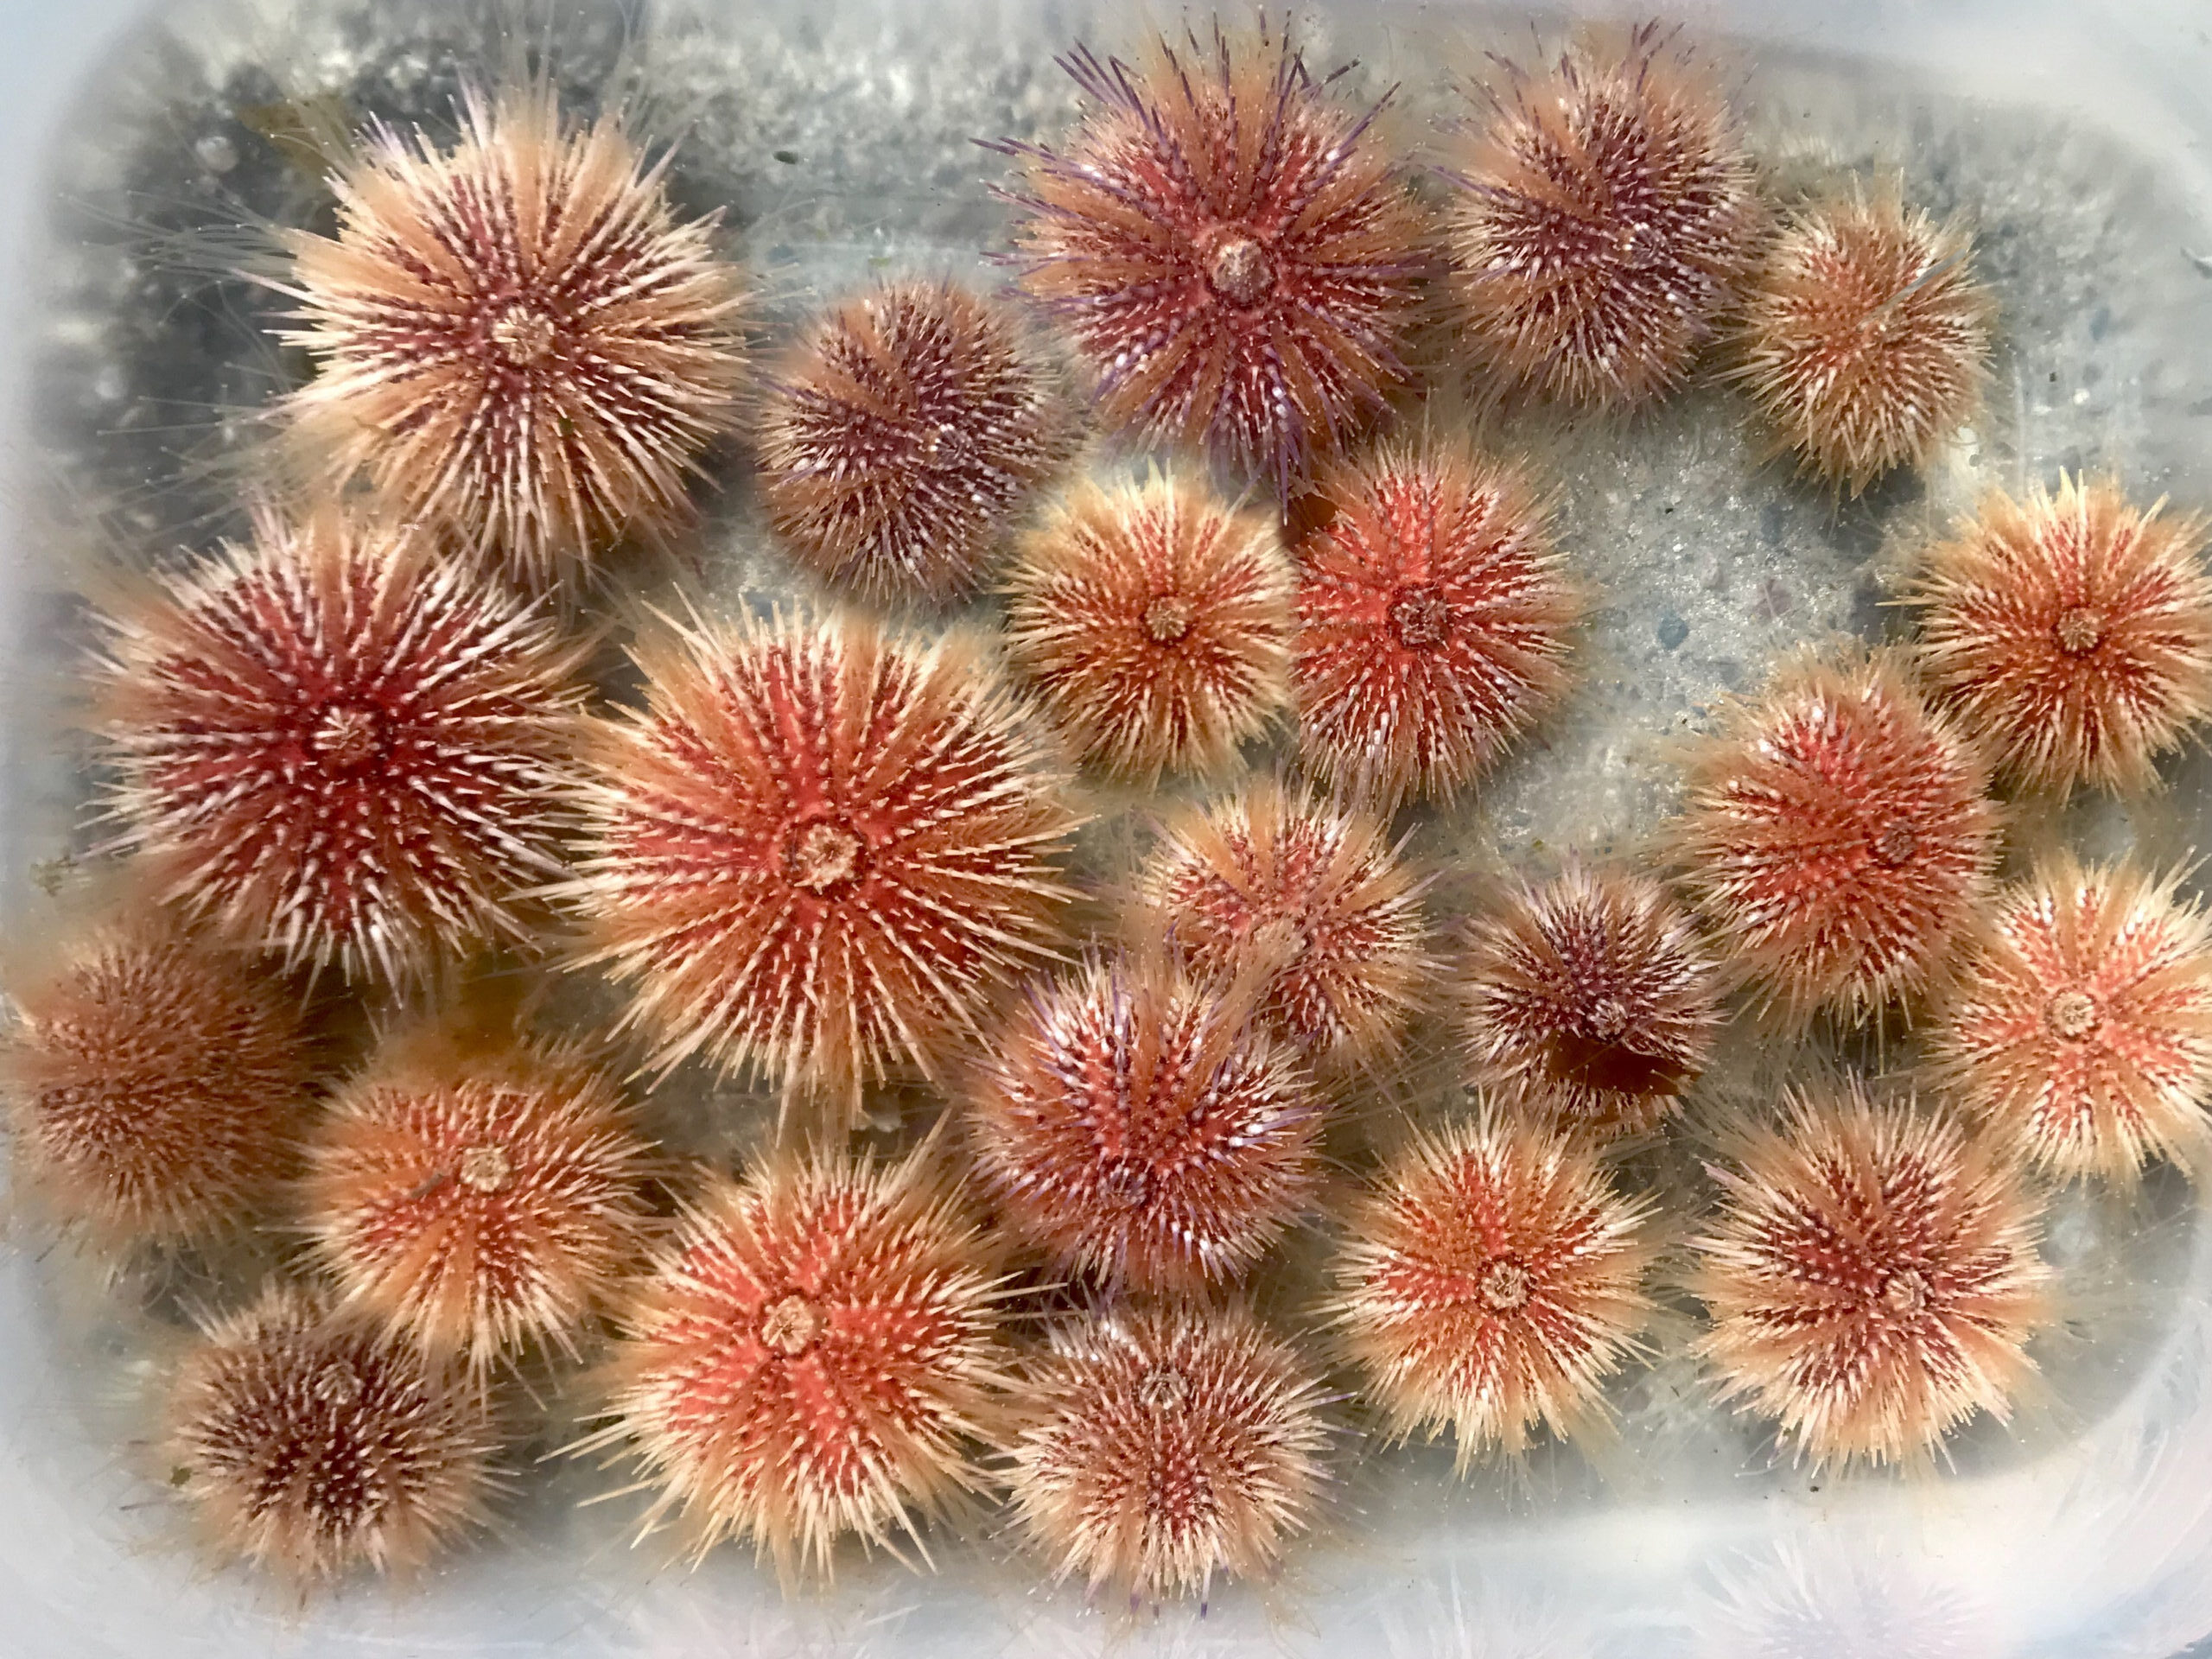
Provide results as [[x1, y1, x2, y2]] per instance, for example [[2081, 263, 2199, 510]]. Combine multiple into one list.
[[1292, 442, 1579, 807], [1443, 23, 1762, 408], [278, 86, 745, 585], [756, 280, 1070, 603], [1460, 864, 1723, 1137], [1910, 476, 2212, 794], [967, 957, 1323, 1292], [1131, 779, 1429, 1067], [165, 1283, 499, 1582], [1735, 188, 1993, 494], [990, 24, 1425, 484], [1331, 1114, 1653, 1461], [302, 1028, 657, 1370], [1930, 857, 2212, 1184], [569, 610, 1077, 1114], [1672, 650, 1999, 1027], [585, 1148, 1004, 1577], [92, 505, 587, 982], [1693, 1084, 2050, 1469], [1004, 1301, 1329, 1602], [1004, 474, 1293, 783], [3, 918, 314, 1249]]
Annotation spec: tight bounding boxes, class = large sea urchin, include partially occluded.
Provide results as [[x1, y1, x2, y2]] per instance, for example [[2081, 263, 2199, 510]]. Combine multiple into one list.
[[569, 610, 1078, 1113], [277, 86, 746, 584], [991, 24, 1425, 484]]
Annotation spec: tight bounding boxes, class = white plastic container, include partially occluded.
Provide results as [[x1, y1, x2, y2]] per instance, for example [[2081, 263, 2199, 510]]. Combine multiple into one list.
[[7, 1, 2212, 1654]]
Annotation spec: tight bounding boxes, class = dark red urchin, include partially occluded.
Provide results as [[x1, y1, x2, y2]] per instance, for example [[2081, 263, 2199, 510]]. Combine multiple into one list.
[[3, 915, 315, 1249], [301, 1027, 658, 1370], [92, 504, 588, 982], [582, 1147, 1004, 1579], [1443, 22, 1763, 408], [989, 23, 1427, 486], [1910, 475, 2212, 795], [1330, 1112, 1654, 1461], [966, 956, 1325, 1293], [1460, 863, 1724, 1138], [1292, 440, 1580, 808], [1671, 649, 1999, 1028], [1130, 778, 1429, 1068], [1003, 1300, 1329, 1602], [165, 1283, 499, 1583], [1003, 472, 1294, 783], [1734, 187, 1993, 495], [1692, 1082, 2050, 1470], [755, 280, 1072, 604], [568, 609, 1079, 1116], [1930, 855, 2212, 1185], [278, 86, 746, 586]]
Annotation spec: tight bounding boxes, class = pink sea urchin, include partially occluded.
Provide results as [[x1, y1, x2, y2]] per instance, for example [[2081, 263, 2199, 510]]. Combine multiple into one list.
[[756, 280, 1071, 603], [277, 86, 746, 585], [569, 609, 1078, 1115], [1931, 856, 2212, 1184], [92, 504, 588, 982], [991, 23, 1426, 484], [1910, 476, 2212, 794], [1443, 23, 1762, 408]]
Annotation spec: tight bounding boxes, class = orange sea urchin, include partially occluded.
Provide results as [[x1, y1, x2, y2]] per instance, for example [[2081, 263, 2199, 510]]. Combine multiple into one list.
[[3, 915, 314, 1249], [1331, 1112, 1653, 1462], [1004, 1300, 1329, 1602], [585, 1147, 1004, 1578], [1910, 476, 2212, 794], [165, 1283, 499, 1583], [1004, 473, 1293, 783], [1931, 856, 2212, 1184], [1443, 23, 1762, 408], [1734, 187, 1993, 494], [92, 504, 588, 982], [756, 280, 1070, 604], [569, 609, 1078, 1114], [967, 957, 1324, 1292], [276, 86, 746, 585], [302, 1027, 657, 1370], [1671, 649, 1999, 1027], [1460, 863, 1723, 1137], [1693, 1083, 2050, 1469], [1292, 442, 1579, 807], [990, 23, 1425, 485]]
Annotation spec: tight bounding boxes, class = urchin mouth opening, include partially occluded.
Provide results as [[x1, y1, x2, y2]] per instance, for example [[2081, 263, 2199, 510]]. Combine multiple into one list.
[[1203, 233, 1275, 308], [783, 818, 867, 893]]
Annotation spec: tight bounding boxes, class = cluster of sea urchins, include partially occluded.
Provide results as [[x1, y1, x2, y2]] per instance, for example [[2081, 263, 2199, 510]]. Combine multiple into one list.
[[6, 9, 2211, 1614]]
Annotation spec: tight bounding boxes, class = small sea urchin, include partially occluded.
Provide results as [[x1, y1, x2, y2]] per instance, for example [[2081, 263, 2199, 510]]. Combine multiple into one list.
[[1931, 857, 2212, 1184], [586, 1147, 1004, 1578], [991, 24, 1425, 484], [1004, 473, 1293, 783], [1331, 1113, 1653, 1462], [1443, 24, 1762, 408], [1693, 1084, 2050, 1469], [967, 957, 1324, 1293], [92, 505, 587, 982], [1292, 442, 1579, 807], [755, 280, 1069, 603], [1461, 864, 1723, 1137], [1672, 650, 1999, 1027], [1910, 476, 2212, 794], [1131, 779, 1428, 1067], [1004, 1301, 1329, 1602], [1735, 188, 1993, 494], [276, 86, 745, 584], [302, 1027, 657, 1369], [569, 610, 1077, 1112], [3, 917, 314, 1249], [165, 1283, 499, 1582]]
